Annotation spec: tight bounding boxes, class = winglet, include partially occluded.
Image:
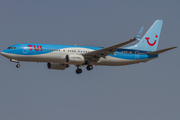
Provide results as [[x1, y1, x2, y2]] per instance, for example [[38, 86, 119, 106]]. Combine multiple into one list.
[[135, 26, 144, 40]]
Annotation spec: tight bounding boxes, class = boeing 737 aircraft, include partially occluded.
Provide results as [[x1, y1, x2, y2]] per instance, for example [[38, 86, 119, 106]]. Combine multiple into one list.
[[1, 20, 177, 74]]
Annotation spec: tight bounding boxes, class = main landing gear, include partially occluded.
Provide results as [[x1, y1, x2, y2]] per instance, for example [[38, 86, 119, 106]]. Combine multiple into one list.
[[86, 65, 93, 71], [75, 65, 94, 74], [76, 66, 82, 74], [76, 68, 82, 74]]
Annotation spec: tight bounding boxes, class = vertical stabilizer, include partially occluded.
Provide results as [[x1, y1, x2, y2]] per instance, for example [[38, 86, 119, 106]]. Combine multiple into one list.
[[126, 20, 163, 51]]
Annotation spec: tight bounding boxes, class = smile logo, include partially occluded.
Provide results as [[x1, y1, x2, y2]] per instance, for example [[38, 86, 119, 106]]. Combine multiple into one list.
[[145, 35, 158, 46]]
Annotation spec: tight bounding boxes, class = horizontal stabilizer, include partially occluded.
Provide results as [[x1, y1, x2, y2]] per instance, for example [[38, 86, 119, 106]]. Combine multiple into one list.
[[147, 46, 177, 55]]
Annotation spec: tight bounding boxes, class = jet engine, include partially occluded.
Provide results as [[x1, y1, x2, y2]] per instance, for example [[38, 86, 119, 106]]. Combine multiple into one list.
[[66, 54, 85, 65], [47, 63, 69, 70]]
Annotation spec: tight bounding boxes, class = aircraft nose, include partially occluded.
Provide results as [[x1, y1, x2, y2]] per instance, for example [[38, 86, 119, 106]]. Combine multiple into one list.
[[1, 49, 10, 58], [1, 51, 5, 56], [1, 50, 7, 56]]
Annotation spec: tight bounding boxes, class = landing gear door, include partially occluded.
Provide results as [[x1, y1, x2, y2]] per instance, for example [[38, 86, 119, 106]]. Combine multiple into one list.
[[22, 44, 28, 54]]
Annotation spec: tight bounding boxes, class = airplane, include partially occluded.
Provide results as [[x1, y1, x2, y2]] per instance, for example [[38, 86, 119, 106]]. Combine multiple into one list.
[[1, 20, 177, 74]]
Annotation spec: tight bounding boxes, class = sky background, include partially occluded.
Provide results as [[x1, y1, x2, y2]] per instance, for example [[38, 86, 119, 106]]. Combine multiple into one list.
[[0, 0, 180, 120]]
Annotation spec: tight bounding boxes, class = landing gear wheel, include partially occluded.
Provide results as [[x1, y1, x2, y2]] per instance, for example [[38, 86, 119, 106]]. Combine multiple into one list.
[[86, 65, 93, 71], [76, 68, 82, 74], [16, 64, 20, 68]]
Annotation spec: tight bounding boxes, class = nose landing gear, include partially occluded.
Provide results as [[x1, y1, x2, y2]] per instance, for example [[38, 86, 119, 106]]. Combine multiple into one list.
[[10, 59, 20, 68], [16, 63, 20, 68]]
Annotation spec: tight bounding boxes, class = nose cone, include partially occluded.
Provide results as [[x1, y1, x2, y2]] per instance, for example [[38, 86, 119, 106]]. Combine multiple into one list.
[[1, 51, 4, 55], [1, 50, 8, 57], [1, 50, 5, 56]]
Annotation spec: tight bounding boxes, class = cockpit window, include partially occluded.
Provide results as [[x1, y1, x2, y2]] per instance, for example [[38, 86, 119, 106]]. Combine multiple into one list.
[[7, 47, 16, 49]]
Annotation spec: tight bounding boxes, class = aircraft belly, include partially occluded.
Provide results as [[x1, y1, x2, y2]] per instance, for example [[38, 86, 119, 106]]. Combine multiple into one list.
[[97, 56, 155, 66], [6, 52, 66, 63], [27, 53, 65, 63], [1, 53, 28, 61], [97, 56, 135, 66]]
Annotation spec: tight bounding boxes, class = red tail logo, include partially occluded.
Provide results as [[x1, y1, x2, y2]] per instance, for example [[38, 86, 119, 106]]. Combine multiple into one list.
[[145, 35, 158, 46]]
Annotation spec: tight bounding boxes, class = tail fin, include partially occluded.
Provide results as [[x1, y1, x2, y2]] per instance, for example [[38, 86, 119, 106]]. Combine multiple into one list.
[[126, 20, 163, 51]]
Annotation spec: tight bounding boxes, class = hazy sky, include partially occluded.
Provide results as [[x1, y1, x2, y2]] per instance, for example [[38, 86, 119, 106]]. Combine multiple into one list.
[[0, 0, 180, 120]]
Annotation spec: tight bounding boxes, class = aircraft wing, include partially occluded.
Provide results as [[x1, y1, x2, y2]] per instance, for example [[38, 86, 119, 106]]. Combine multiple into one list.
[[83, 38, 136, 58], [147, 46, 177, 55]]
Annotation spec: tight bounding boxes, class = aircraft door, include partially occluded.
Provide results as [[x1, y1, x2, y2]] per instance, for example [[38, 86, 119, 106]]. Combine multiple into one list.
[[22, 44, 28, 54], [135, 51, 139, 59], [73, 49, 76, 54], [77, 49, 81, 54], [73, 49, 81, 54]]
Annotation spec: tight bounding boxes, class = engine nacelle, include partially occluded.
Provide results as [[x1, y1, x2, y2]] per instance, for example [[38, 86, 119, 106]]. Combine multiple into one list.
[[47, 63, 69, 70], [66, 54, 85, 65]]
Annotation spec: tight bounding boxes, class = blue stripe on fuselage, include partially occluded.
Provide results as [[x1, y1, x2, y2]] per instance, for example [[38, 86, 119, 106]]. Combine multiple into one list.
[[3, 43, 158, 60]]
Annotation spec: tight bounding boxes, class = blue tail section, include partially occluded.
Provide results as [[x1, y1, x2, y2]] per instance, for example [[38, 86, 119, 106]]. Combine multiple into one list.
[[126, 20, 163, 51]]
